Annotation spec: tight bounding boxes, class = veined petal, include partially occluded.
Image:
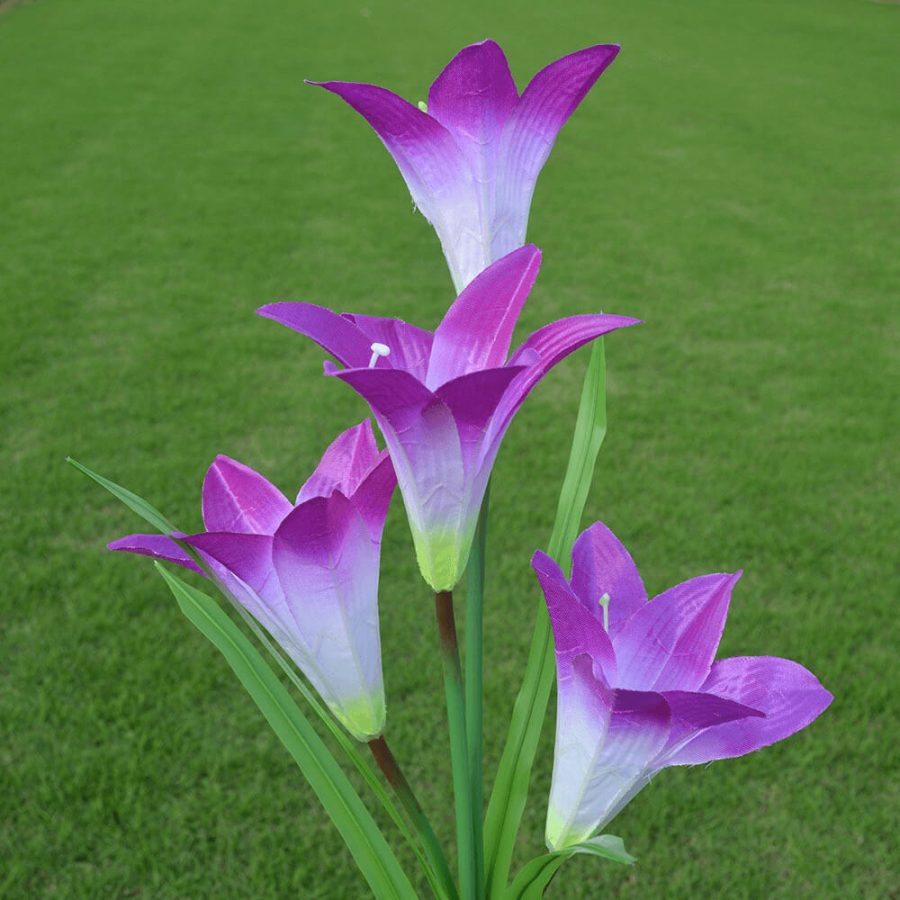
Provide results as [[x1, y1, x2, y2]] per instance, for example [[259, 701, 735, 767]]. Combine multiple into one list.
[[331, 366, 470, 590], [614, 572, 742, 692], [257, 302, 373, 369], [665, 656, 833, 766], [490, 313, 640, 442], [272, 493, 385, 739], [570, 521, 648, 638], [533, 550, 617, 683], [310, 80, 485, 292], [341, 314, 434, 382], [348, 452, 397, 546], [297, 420, 381, 504], [547, 656, 670, 850], [107, 533, 204, 575], [181, 532, 276, 596], [427, 39, 518, 166], [493, 44, 619, 261], [202, 455, 292, 535], [657, 690, 765, 765], [426, 245, 541, 388]]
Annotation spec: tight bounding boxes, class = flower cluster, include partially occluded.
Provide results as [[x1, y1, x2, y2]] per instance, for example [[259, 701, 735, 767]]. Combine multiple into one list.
[[96, 38, 830, 897]]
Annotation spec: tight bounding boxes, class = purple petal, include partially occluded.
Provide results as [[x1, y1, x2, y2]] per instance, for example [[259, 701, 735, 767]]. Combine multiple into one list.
[[426, 245, 542, 388], [491, 313, 641, 441], [614, 572, 742, 692], [533, 550, 617, 683], [341, 314, 434, 382], [492, 45, 619, 261], [435, 364, 527, 451], [257, 302, 373, 369], [108, 533, 204, 576], [330, 366, 469, 588], [427, 39, 518, 162], [547, 655, 670, 849], [569, 521, 648, 638], [309, 80, 472, 224], [347, 452, 397, 545], [272, 492, 384, 735], [297, 420, 381, 504], [665, 656, 833, 765], [659, 690, 764, 764], [181, 532, 276, 596], [202, 455, 292, 535]]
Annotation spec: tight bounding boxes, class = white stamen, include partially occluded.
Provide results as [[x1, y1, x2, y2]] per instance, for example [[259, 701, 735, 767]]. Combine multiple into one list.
[[598, 592, 611, 632], [368, 342, 391, 368], [417, 100, 428, 113]]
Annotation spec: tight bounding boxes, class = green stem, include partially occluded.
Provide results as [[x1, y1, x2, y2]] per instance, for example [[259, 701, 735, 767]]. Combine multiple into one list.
[[368, 736, 459, 900], [435, 589, 477, 900], [465, 487, 489, 897]]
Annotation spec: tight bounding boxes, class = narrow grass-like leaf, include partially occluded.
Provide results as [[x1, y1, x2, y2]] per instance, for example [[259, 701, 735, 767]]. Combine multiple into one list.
[[158, 565, 418, 900], [66, 456, 178, 533], [505, 834, 634, 899], [484, 339, 607, 897]]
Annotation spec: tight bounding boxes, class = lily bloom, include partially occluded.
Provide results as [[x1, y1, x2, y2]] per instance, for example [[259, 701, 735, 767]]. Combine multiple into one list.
[[533, 521, 832, 850], [259, 246, 638, 592], [311, 39, 619, 291], [107, 421, 396, 741]]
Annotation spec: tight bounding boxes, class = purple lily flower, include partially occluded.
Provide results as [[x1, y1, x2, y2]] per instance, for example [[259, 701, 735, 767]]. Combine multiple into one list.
[[259, 246, 639, 592], [533, 521, 832, 850], [311, 39, 619, 291], [107, 421, 396, 741]]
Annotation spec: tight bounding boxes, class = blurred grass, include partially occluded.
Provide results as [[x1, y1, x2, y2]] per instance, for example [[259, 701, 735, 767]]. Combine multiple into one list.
[[1, 0, 897, 896]]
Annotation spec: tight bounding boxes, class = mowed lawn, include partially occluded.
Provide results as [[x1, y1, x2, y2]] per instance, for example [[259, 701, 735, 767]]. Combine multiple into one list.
[[1, 0, 896, 896]]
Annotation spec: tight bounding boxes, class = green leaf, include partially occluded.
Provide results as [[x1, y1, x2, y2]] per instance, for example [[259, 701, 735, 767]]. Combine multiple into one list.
[[484, 339, 608, 897], [505, 835, 635, 899], [157, 565, 418, 900], [66, 457, 178, 534]]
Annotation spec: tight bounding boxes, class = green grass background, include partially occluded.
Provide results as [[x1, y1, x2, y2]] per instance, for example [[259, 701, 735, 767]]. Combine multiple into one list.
[[2, 0, 897, 896]]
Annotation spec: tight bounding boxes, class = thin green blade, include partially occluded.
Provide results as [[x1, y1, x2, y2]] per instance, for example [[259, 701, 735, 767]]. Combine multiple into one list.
[[158, 565, 418, 900], [484, 339, 607, 896], [66, 456, 178, 534]]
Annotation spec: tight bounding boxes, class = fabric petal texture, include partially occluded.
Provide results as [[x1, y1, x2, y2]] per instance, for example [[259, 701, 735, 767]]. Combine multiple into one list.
[[311, 41, 619, 291], [260, 248, 639, 590], [534, 520, 831, 848], [109, 422, 396, 741]]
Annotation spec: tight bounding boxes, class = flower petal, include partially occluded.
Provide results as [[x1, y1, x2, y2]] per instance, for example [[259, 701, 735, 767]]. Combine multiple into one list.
[[107, 533, 204, 575], [426, 245, 541, 388], [341, 314, 434, 382], [493, 45, 620, 261], [533, 549, 616, 683], [272, 493, 385, 739], [330, 366, 470, 590], [181, 532, 276, 596], [569, 521, 648, 638], [613, 572, 742, 692], [427, 39, 518, 164], [309, 80, 484, 292], [201, 455, 292, 535], [257, 302, 373, 369], [658, 689, 764, 765], [664, 656, 833, 765], [297, 420, 381, 504], [491, 313, 641, 441], [546, 656, 670, 850], [348, 452, 397, 545]]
